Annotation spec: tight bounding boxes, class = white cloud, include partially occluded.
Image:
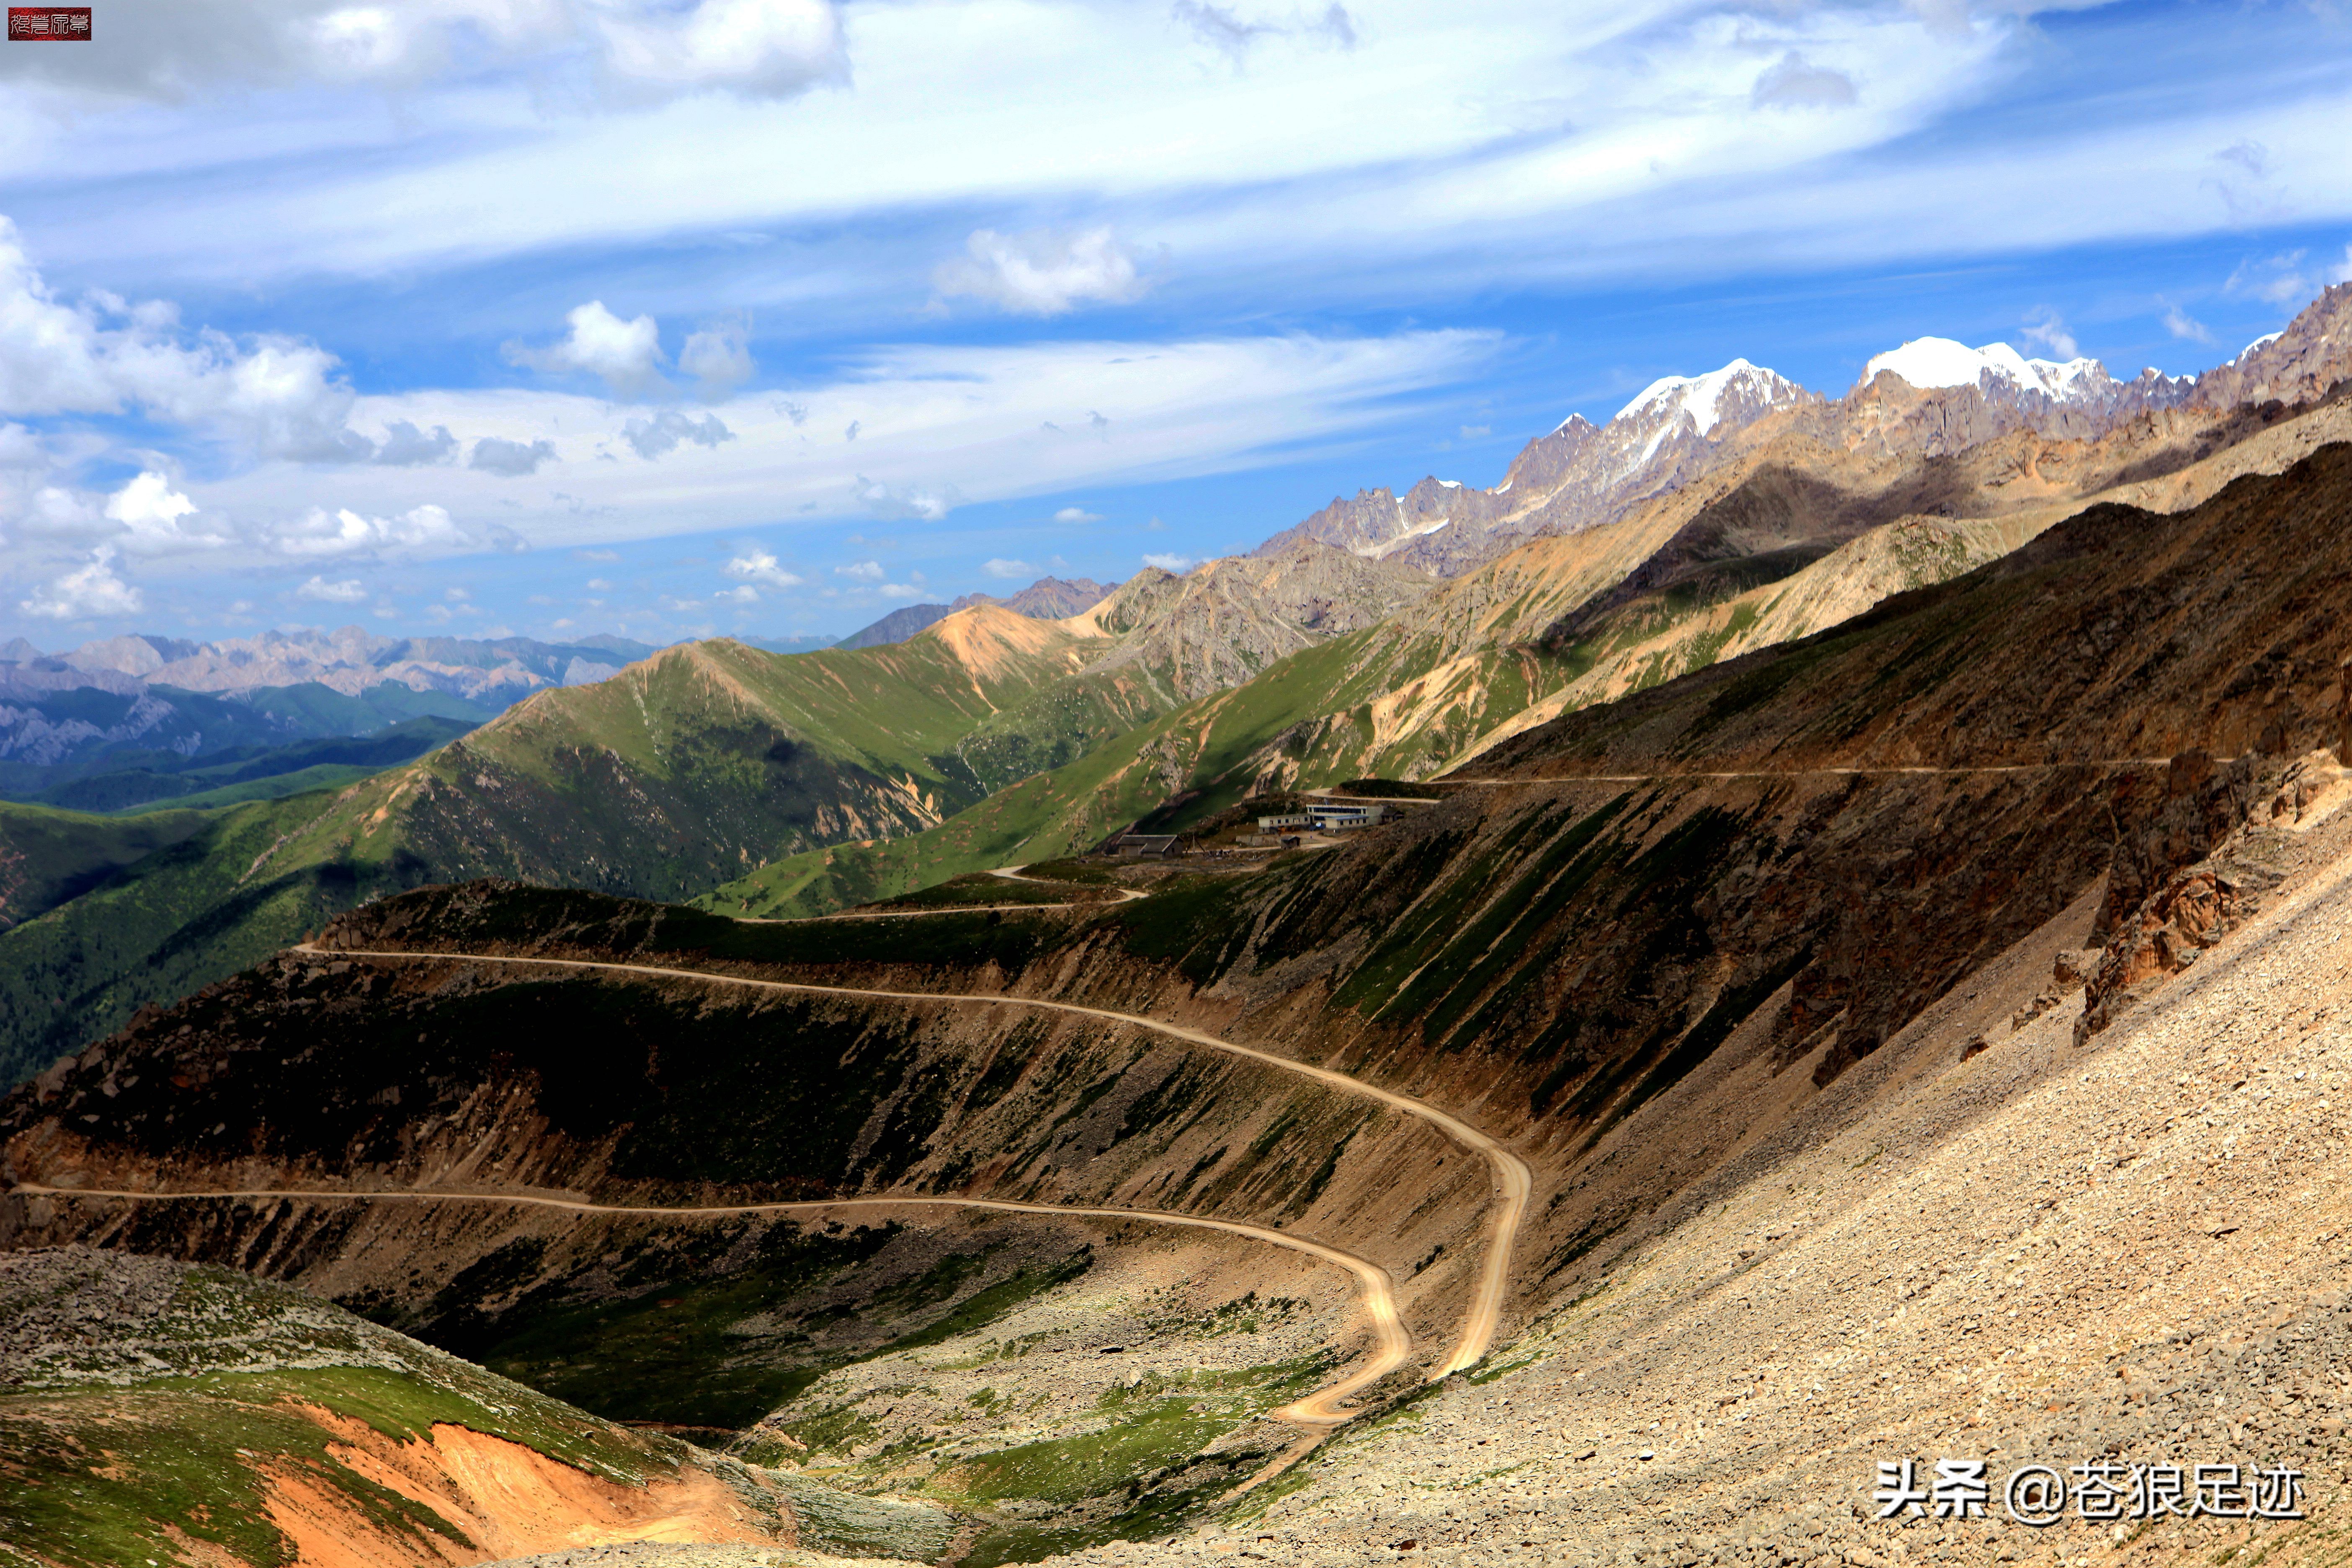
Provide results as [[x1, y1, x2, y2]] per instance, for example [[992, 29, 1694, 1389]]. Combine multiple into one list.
[[983, 557, 1032, 579], [2019, 306, 2078, 360], [472, 436, 559, 475], [1053, 506, 1103, 524], [103, 471, 225, 552], [273, 501, 465, 557], [1459, 423, 1491, 439], [596, 0, 844, 102], [0, 217, 364, 459], [2160, 300, 2215, 344], [41, 0, 2352, 342], [1143, 551, 1196, 573], [505, 300, 666, 395], [936, 227, 1147, 317], [586, 576, 614, 591], [624, 409, 734, 459], [680, 319, 756, 400], [725, 547, 802, 586], [853, 474, 952, 521], [22, 547, 139, 619], [2226, 250, 2320, 308], [715, 583, 759, 602], [296, 575, 368, 602], [189, 330, 1504, 553], [835, 559, 885, 580]]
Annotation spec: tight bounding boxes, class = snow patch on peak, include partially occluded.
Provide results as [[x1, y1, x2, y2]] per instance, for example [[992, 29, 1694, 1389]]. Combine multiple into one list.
[[2233, 332, 2283, 366], [1864, 338, 2115, 402], [1437, 479, 1462, 488], [1612, 358, 1793, 437], [1551, 412, 1599, 436]]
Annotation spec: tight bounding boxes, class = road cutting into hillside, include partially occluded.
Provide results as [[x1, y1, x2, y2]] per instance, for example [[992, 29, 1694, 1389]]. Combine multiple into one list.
[[741, 866, 1150, 922], [1447, 758, 2178, 784], [8, 1181, 1406, 1428], [291, 943, 1529, 1381], [990, 864, 1149, 901]]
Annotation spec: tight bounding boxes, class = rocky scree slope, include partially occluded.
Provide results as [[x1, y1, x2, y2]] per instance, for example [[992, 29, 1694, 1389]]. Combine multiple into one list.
[[1011, 743, 2352, 1568]]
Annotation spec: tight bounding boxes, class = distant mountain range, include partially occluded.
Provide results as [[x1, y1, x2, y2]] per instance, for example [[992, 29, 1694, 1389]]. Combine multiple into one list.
[[835, 576, 1118, 650], [1258, 291, 2350, 578], [24, 627, 666, 703]]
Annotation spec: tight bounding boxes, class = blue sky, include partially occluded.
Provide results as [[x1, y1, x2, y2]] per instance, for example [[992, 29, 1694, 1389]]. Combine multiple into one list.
[[0, 0, 2347, 647]]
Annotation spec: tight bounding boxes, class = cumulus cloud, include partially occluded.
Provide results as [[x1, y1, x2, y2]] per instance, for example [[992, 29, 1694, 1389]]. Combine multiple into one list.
[[296, 575, 368, 603], [935, 227, 1146, 317], [624, 409, 735, 459], [725, 547, 802, 586], [596, 0, 844, 101], [1053, 506, 1102, 524], [0, 218, 364, 460], [852, 474, 952, 520], [715, 583, 759, 603], [1142, 551, 1195, 573], [274, 502, 465, 557], [2020, 306, 2079, 360], [505, 301, 666, 395], [472, 436, 559, 476], [835, 559, 885, 581], [374, 420, 458, 466], [2160, 300, 2216, 344], [679, 318, 756, 399], [104, 471, 226, 552], [22, 547, 139, 619], [1752, 52, 1857, 109], [983, 557, 1032, 579]]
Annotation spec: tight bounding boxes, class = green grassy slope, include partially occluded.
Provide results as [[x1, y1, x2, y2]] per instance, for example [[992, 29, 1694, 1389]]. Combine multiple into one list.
[[0, 624, 1117, 1085], [699, 510, 2040, 921], [0, 800, 214, 932], [33, 714, 476, 813], [696, 629, 1464, 916]]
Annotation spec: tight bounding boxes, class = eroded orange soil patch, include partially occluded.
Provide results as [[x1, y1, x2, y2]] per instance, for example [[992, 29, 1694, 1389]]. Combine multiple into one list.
[[259, 1406, 787, 1568]]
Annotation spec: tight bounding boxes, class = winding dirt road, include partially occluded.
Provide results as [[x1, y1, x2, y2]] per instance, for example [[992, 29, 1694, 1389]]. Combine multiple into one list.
[[8, 1182, 1404, 1428], [1447, 759, 2177, 784], [293, 943, 1530, 1380]]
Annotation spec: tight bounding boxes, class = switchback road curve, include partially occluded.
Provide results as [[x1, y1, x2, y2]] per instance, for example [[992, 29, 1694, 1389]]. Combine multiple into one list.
[[7, 1182, 1405, 1428], [293, 943, 1531, 1381]]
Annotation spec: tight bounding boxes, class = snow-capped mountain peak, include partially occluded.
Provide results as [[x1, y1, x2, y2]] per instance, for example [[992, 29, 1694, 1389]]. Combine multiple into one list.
[[1613, 358, 1798, 437], [2231, 332, 2284, 366], [1862, 337, 2117, 403]]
